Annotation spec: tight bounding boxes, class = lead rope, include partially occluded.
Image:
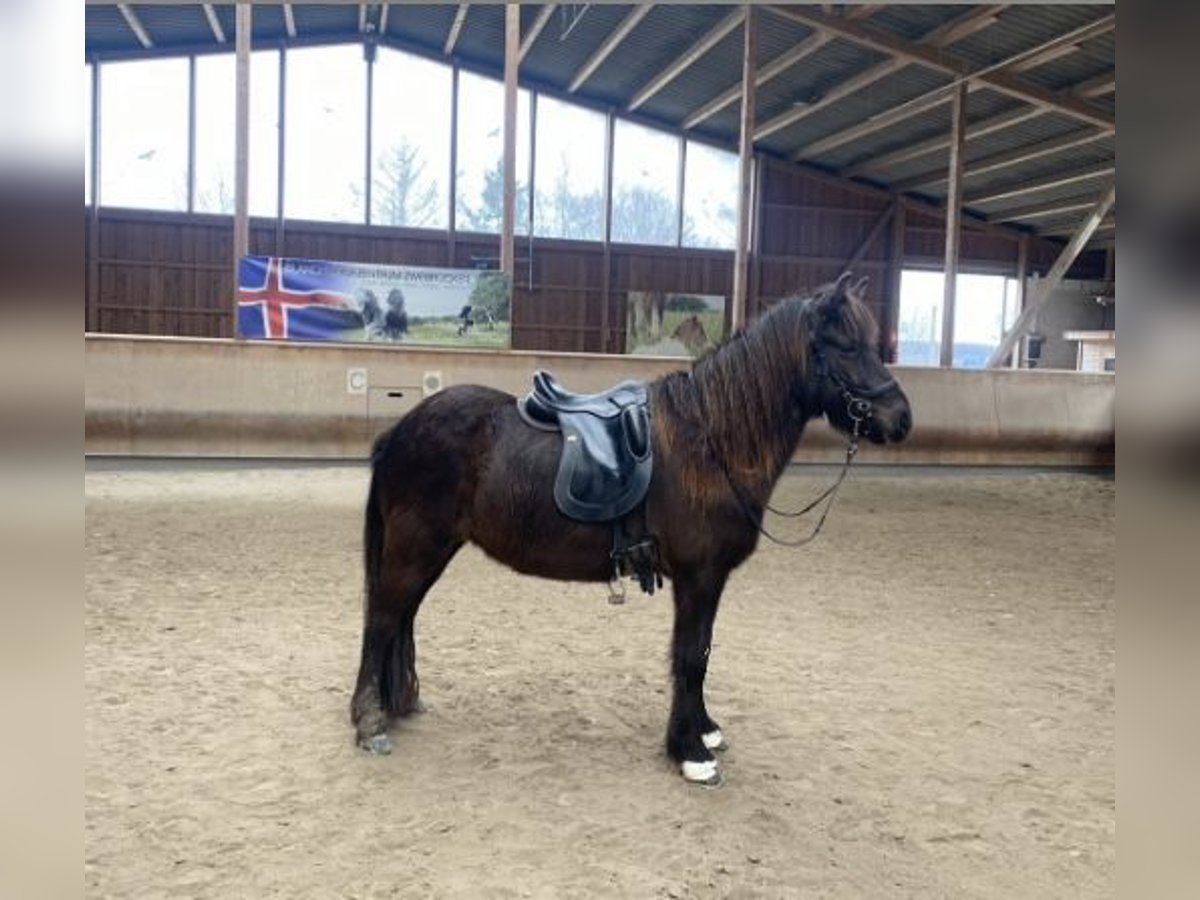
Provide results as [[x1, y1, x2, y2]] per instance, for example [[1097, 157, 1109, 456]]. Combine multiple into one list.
[[708, 392, 868, 548]]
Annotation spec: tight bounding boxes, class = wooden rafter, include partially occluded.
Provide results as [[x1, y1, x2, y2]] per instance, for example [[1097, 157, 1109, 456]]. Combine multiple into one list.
[[966, 163, 1115, 207], [201, 4, 225, 44], [568, 5, 653, 93], [628, 8, 744, 112], [117, 4, 152, 49], [766, 6, 1115, 129], [893, 128, 1113, 193], [520, 4, 556, 62], [682, 30, 831, 130], [444, 4, 468, 55], [991, 196, 1099, 223]]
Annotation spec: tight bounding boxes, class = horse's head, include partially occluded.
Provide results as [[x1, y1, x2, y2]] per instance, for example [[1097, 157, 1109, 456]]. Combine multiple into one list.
[[803, 272, 912, 445]]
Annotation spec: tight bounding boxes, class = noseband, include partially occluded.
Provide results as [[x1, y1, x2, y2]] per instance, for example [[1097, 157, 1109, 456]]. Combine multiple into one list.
[[811, 344, 897, 431]]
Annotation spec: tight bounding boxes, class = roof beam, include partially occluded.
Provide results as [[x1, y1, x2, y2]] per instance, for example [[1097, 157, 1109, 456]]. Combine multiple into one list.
[[116, 4, 152, 50], [568, 4, 654, 93], [845, 5, 883, 23], [917, 4, 1006, 49], [892, 127, 1113, 192], [757, 58, 906, 141], [986, 185, 1115, 367], [1072, 70, 1115, 98], [520, 4, 556, 62], [444, 4, 468, 54], [844, 106, 1043, 177], [1009, 42, 1081, 74], [1044, 214, 1114, 237], [763, 8, 998, 145], [966, 162, 1115, 207], [628, 8, 744, 112], [990, 196, 1101, 223], [201, 4, 225, 44], [765, 6, 1115, 128], [785, 6, 1007, 160], [283, 4, 297, 39], [682, 30, 832, 130], [839, 67, 1112, 177]]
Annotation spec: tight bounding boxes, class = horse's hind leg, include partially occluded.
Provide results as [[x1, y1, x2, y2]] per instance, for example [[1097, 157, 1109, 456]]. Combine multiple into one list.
[[351, 524, 460, 754], [666, 569, 729, 785]]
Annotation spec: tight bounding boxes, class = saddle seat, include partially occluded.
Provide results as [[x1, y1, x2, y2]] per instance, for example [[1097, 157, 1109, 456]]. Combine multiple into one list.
[[517, 370, 653, 524]]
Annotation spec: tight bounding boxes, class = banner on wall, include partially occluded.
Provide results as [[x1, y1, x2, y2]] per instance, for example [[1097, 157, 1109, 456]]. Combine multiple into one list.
[[237, 255, 511, 348], [626, 291, 728, 359]]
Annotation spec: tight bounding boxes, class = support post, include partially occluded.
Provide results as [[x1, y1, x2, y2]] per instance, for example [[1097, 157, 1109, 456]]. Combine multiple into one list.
[[88, 59, 101, 332], [233, 2, 251, 336], [675, 136, 687, 248], [500, 4, 519, 280], [939, 81, 967, 367], [886, 198, 906, 363], [600, 110, 615, 352], [731, 5, 757, 334], [448, 65, 459, 264], [276, 45, 286, 253], [1012, 233, 1028, 367], [364, 41, 375, 225], [986, 185, 1115, 367], [187, 55, 196, 213]]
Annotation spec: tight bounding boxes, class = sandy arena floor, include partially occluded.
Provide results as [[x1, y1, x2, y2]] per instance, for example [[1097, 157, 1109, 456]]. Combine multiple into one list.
[[85, 463, 1114, 898]]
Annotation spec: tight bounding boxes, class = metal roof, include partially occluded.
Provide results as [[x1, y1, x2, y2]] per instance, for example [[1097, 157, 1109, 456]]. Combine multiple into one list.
[[84, 3, 1116, 247]]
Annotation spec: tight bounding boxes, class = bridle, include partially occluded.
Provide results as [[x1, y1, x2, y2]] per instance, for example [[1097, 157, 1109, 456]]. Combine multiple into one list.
[[712, 341, 897, 548]]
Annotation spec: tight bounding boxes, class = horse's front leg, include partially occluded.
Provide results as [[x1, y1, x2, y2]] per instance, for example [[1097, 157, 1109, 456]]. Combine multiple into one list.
[[667, 569, 729, 786]]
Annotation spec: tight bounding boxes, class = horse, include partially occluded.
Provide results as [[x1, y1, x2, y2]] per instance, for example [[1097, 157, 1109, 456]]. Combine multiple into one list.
[[671, 314, 710, 355], [350, 272, 912, 785]]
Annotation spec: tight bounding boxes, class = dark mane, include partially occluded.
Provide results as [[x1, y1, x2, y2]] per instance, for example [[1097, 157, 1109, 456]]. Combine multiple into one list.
[[651, 280, 878, 500]]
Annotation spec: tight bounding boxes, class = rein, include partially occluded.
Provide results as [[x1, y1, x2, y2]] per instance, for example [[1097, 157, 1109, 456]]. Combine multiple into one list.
[[711, 396, 864, 549], [700, 353, 891, 548]]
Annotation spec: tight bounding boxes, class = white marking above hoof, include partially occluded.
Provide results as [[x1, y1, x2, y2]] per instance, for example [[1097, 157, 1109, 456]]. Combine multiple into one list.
[[360, 733, 393, 755], [681, 759, 722, 786], [702, 729, 727, 752]]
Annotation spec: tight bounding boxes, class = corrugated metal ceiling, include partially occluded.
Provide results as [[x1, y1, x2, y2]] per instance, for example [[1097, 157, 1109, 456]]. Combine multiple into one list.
[[84, 3, 1115, 242]]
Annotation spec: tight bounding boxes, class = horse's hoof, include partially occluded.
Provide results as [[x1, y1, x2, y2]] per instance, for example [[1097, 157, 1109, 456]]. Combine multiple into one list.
[[360, 733, 393, 755], [702, 729, 728, 752], [681, 759, 723, 787]]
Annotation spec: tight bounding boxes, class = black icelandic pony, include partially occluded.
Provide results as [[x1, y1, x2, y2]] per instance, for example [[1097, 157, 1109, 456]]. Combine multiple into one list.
[[351, 272, 912, 785]]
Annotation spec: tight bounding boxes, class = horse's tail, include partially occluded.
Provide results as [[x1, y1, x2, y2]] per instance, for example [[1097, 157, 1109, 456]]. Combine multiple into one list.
[[363, 432, 388, 610]]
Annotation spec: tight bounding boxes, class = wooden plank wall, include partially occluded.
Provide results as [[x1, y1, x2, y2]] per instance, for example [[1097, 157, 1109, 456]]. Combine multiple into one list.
[[84, 160, 1104, 354]]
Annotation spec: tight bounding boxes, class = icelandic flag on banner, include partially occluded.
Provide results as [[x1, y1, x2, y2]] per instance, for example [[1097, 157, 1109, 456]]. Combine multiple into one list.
[[237, 255, 360, 341]]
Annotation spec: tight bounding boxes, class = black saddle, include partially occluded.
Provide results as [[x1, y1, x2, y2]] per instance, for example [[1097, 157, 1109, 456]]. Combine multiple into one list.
[[518, 370, 653, 524]]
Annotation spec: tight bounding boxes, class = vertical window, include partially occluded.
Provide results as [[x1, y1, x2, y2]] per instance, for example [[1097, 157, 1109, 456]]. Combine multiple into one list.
[[611, 119, 680, 246], [99, 58, 189, 210], [285, 45, 366, 223], [682, 140, 738, 250], [897, 270, 1019, 368], [194, 50, 280, 217], [371, 48, 451, 228], [455, 71, 531, 235], [533, 95, 605, 241], [84, 63, 92, 205]]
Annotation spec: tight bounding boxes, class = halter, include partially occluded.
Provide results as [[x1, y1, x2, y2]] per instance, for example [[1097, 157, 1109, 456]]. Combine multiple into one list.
[[713, 343, 896, 548]]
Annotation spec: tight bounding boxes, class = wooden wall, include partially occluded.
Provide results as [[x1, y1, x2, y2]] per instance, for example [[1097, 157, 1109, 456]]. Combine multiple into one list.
[[84, 156, 1104, 357]]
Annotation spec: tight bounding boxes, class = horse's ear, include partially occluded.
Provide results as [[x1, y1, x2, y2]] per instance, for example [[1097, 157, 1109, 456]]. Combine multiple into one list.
[[852, 275, 870, 296]]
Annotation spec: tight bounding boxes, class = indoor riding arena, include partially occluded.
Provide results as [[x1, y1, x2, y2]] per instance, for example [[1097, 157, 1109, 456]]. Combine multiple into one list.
[[85, 4, 1115, 897]]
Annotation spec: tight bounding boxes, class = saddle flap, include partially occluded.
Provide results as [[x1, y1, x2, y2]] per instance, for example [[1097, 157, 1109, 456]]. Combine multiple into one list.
[[518, 369, 654, 524]]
